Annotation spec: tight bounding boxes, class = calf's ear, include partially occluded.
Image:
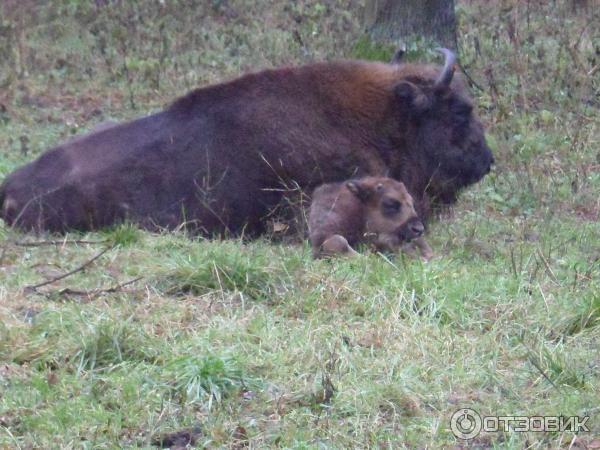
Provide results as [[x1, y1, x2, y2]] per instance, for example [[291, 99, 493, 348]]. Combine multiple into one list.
[[396, 181, 408, 191], [394, 81, 430, 115], [346, 181, 373, 202]]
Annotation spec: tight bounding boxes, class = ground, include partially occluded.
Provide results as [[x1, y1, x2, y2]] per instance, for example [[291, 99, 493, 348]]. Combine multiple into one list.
[[0, 0, 598, 448]]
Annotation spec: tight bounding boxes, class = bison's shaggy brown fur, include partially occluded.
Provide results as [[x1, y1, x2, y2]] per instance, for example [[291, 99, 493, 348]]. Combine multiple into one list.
[[0, 50, 493, 235]]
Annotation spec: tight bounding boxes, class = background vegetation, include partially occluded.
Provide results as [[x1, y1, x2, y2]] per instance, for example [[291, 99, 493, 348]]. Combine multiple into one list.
[[0, 0, 598, 448]]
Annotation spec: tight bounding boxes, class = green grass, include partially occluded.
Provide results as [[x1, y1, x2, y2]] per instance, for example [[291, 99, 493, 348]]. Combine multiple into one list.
[[155, 240, 287, 300], [1, 0, 599, 448], [165, 354, 254, 408]]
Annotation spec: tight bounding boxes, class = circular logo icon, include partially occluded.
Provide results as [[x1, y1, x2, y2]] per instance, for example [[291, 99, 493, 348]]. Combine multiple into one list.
[[450, 408, 482, 440]]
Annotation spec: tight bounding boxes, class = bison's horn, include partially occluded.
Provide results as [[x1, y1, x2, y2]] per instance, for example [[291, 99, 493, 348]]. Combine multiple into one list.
[[435, 48, 456, 87]]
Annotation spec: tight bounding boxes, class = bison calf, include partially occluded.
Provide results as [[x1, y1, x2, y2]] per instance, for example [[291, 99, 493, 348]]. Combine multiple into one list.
[[309, 176, 432, 259]]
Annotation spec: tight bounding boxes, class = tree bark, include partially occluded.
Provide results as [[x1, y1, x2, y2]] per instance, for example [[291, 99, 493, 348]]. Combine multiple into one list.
[[364, 0, 457, 49]]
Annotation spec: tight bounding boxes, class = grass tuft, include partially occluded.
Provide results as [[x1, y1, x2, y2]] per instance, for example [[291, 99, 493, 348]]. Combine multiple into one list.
[[558, 292, 600, 337], [351, 34, 396, 61], [165, 354, 253, 409], [102, 223, 142, 247], [524, 342, 587, 390], [157, 240, 279, 300], [75, 317, 163, 371]]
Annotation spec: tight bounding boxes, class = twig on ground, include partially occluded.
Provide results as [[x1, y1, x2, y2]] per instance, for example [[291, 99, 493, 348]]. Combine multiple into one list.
[[457, 62, 485, 92], [25, 247, 112, 292], [536, 248, 560, 285], [56, 276, 143, 299], [455, 37, 485, 92], [14, 239, 108, 247]]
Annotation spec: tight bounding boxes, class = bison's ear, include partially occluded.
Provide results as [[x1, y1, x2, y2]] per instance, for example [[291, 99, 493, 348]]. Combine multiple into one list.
[[346, 181, 373, 203], [394, 81, 430, 115]]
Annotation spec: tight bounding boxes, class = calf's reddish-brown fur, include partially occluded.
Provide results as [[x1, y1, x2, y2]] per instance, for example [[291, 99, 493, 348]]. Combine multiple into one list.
[[309, 176, 431, 258], [0, 50, 493, 235]]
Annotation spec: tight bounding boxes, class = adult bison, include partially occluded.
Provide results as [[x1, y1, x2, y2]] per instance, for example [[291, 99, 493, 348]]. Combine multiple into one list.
[[0, 49, 493, 236]]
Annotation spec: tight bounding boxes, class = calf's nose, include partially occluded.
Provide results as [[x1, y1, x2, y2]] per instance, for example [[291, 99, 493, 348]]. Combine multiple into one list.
[[410, 220, 424, 237]]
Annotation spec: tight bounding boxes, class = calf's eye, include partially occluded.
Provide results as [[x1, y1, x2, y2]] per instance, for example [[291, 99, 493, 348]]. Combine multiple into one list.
[[382, 199, 401, 215]]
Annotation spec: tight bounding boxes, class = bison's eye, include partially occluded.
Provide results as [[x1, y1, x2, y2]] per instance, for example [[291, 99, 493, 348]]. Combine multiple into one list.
[[382, 198, 401, 215], [452, 101, 473, 117]]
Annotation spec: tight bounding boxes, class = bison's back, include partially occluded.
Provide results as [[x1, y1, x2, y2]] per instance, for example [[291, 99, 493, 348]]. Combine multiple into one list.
[[0, 112, 199, 232], [0, 95, 314, 234]]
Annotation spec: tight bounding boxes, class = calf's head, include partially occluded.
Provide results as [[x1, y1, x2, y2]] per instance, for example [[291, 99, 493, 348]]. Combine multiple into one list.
[[346, 177, 423, 252]]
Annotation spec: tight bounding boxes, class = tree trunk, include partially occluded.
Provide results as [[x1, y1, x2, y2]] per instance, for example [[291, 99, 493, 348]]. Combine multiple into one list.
[[364, 0, 457, 49]]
